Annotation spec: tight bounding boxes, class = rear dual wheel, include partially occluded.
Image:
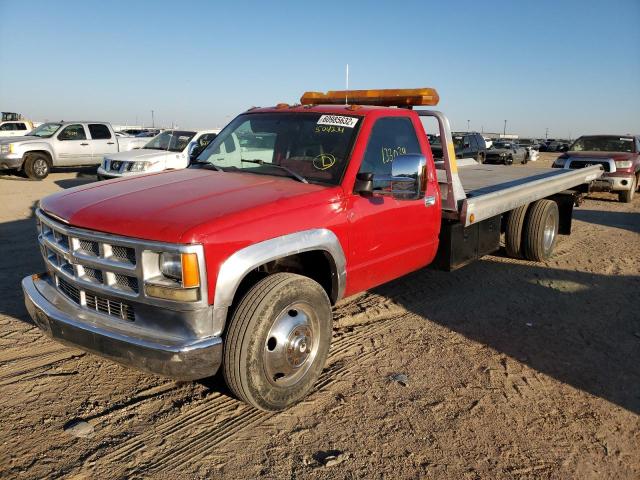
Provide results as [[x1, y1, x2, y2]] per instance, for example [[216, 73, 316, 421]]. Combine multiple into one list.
[[223, 273, 332, 411], [504, 200, 559, 261]]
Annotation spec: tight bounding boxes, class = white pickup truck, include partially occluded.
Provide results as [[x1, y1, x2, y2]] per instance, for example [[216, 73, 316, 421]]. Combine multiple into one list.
[[0, 121, 148, 179], [97, 129, 220, 179], [0, 119, 34, 138]]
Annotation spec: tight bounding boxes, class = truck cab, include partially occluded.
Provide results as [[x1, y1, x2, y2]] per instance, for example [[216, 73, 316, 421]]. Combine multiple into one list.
[[22, 88, 601, 411], [0, 119, 33, 137]]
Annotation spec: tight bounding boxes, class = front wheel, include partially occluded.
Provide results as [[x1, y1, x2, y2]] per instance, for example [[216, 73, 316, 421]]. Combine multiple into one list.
[[24, 153, 51, 180], [618, 176, 636, 203], [223, 273, 332, 411]]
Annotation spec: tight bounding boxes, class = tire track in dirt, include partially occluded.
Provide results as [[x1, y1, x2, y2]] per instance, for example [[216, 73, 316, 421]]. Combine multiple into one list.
[[89, 315, 400, 478], [0, 344, 85, 386]]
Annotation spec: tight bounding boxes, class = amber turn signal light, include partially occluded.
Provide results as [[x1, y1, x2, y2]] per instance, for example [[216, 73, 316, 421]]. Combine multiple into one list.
[[181, 253, 200, 288]]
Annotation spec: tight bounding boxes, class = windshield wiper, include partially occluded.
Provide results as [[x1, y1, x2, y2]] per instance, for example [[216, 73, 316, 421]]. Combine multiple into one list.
[[190, 160, 221, 171], [241, 159, 308, 183]]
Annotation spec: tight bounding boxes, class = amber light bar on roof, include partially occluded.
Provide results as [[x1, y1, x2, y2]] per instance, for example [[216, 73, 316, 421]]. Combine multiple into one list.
[[300, 88, 439, 107]]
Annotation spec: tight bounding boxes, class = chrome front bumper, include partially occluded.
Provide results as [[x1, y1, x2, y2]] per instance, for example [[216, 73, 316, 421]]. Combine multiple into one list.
[[591, 175, 635, 192], [22, 273, 222, 380], [0, 153, 23, 170]]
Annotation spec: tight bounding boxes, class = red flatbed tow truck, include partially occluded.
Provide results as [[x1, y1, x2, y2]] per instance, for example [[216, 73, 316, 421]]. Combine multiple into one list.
[[23, 88, 602, 410]]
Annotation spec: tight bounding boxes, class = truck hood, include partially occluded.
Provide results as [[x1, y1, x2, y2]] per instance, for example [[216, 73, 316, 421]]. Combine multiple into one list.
[[105, 148, 184, 162], [40, 169, 335, 243], [0, 135, 41, 145], [562, 151, 635, 161]]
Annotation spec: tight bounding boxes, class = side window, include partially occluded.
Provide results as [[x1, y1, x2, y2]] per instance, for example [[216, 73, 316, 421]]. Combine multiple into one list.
[[468, 135, 477, 150], [16, 123, 28, 130], [88, 124, 112, 140], [197, 133, 217, 148], [359, 117, 421, 179], [0, 123, 13, 131], [58, 124, 87, 141], [223, 135, 236, 153]]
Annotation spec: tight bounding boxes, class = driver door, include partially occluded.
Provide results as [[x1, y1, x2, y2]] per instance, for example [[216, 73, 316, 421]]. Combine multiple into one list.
[[55, 124, 92, 165], [346, 116, 441, 294]]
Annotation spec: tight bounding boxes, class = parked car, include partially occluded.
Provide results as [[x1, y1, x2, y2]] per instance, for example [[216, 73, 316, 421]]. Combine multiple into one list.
[[97, 129, 220, 179], [0, 121, 148, 179], [485, 141, 528, 165], [429, 131, 487, 163], [517, 138, 540, 160], [553, 134, 640, 202]]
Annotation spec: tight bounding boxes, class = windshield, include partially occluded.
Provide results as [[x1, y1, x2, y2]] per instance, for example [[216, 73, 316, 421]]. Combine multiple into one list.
[[492, 142, 510, 149], [143, 130, 196, 152], [570, 136, 635, 153], [28, 123, 61, 138], [193, 112, 361, 184]]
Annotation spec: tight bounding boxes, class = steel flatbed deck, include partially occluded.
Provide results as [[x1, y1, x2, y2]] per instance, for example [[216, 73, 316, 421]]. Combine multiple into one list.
[[437, 162, 602, 226]]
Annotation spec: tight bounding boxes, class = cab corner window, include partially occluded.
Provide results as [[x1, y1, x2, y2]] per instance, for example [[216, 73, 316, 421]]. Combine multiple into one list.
[[58, 124, 87, 141], [359, 117, 421, 183]]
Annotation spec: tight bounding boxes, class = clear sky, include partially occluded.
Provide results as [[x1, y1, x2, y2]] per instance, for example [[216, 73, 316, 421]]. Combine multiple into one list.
[[1, 0, 638, 138]]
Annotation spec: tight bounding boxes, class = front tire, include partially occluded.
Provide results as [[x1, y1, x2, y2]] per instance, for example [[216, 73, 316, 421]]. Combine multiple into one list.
[[523, 200, 559, 261], [223, 273, 332, 411], [24, 153, 51, 180], [618, 176, 636, 203]]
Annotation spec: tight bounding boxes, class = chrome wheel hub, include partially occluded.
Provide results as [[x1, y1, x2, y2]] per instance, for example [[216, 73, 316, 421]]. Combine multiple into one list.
[[34, 159, 48, 177], [543, 213, 556, 251], [263, 303, 319, 387]]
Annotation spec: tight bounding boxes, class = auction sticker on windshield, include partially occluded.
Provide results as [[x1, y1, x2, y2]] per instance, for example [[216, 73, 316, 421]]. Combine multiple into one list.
[[317, 115, 359, 128]]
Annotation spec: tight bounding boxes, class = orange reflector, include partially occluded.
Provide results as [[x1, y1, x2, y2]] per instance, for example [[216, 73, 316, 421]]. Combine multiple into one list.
[[181, 253, 200, 288], [300, 88, 439, 107]]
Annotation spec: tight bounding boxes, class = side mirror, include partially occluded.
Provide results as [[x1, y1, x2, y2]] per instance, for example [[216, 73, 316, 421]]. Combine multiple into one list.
[[189, 142, 203, 160], [356, 154, 426, 200]]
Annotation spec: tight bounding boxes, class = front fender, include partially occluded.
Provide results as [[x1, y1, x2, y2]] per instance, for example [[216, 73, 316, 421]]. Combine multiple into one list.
[[210, 228, 346, 335], [14, 141, 55, 159]]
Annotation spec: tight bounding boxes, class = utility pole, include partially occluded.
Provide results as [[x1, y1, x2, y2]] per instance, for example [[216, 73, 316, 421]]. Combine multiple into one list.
[[151, 110, 155, 128], [467, 120, 470, 131], [545, 128, 549, 140], [503, 120, 507, 136]]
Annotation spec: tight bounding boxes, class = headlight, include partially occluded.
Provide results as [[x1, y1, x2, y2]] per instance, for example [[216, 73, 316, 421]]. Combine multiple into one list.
[[130, 161, 152, 172], [143, 250, 202, 302], [0, 144, 13, 154], [159, 252, 182, 280], [615, 160, 632, 169]]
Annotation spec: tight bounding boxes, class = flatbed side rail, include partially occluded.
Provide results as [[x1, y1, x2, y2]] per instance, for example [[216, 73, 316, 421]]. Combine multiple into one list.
[[417, 110, 466, 218], [462, 165, 602, 227]]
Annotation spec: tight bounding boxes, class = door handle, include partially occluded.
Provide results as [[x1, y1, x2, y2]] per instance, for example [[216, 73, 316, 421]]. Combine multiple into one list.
[[107, 142, 115, 145], [80, 143, 89, 146], [424, 195, 436, 207]]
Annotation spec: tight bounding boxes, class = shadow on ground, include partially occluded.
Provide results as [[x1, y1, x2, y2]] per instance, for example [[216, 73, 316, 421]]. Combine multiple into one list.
[[372, 259, 640, 415], [574, 209, 640, 234]]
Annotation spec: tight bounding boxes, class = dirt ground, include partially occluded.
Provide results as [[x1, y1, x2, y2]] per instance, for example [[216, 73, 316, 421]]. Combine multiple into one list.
[[1, 154, 638, 479]]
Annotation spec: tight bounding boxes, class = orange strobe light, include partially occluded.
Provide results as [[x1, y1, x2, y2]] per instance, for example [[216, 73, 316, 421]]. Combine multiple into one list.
[[300, 88, 439, 107]]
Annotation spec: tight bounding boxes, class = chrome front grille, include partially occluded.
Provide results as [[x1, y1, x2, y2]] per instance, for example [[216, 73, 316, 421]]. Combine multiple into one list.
[[36, 209, 142, 305], [34, 207, 209, 314], [57, 276, 135, 322]]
